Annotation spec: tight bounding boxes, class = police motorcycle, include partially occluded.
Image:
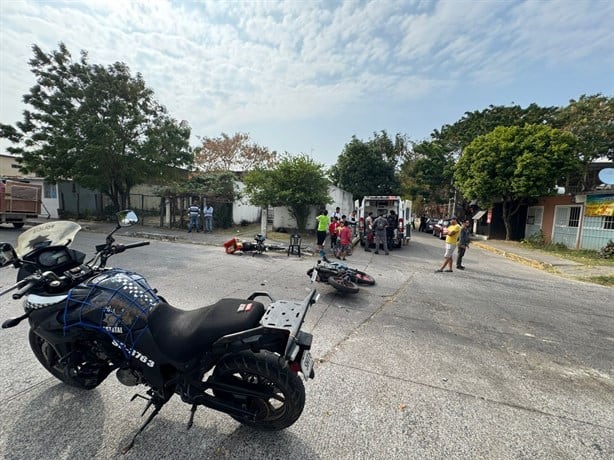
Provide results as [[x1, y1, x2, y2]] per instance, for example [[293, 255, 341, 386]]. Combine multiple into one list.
[[0, 210, 317, 452]]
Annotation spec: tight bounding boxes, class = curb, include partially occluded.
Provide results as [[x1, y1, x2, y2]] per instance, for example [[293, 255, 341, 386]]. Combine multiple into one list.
[[472, 242, 556, 272]]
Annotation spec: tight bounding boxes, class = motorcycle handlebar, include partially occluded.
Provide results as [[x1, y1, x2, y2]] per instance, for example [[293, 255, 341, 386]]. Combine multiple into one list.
[[120, 241, 150, 250], [12, 278, 40, 300], [113, 241, 150, 253]]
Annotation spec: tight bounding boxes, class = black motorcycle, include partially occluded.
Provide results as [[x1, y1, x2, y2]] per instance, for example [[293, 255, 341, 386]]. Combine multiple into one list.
[[307, 259, 375, 294], [0, 211, 317, 452]]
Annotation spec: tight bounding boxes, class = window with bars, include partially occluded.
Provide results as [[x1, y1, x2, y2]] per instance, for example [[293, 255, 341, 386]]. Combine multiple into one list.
[[604, 216, 614, 230], [568, 206, 581, 227]]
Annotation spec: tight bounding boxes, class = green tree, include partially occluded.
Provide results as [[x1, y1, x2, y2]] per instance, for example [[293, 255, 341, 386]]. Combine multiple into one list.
[[329, 131, 401, 201], [454, 124, 581, 240], [435, 103, 558, 153], [554, 94, 614, 189], [400, 139, 454, 207], [243, 154, 331, 232], [1, 43, 192, 210]]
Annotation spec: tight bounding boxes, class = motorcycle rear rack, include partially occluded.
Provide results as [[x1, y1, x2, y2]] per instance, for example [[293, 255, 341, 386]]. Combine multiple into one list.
[[260, 289, 318, 359]]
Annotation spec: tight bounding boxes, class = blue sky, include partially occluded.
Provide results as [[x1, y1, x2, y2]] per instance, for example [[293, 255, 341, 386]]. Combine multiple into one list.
[[1, 0, 613, 166]]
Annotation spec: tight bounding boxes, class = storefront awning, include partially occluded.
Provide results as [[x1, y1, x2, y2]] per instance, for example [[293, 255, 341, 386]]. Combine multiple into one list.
[[472, 210, 487, 220]]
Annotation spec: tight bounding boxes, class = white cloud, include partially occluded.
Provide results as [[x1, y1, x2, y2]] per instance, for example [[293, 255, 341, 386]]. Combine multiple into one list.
[[1, 0, 612, 162]]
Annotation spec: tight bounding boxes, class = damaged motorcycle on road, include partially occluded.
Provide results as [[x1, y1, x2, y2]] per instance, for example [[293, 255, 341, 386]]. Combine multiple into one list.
[[0, 210, 318, 452]]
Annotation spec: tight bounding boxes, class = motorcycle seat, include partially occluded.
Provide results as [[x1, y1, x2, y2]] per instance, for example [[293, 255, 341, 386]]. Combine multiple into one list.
[[148, 298, 265, 363]]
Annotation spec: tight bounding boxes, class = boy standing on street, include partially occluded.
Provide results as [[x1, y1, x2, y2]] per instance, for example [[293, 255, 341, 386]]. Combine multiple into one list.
[[338, 220, 352, 261]]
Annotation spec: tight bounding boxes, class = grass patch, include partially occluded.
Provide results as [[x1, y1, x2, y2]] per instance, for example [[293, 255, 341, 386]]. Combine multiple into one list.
[[521, 235, 614, 266], [535, 245, 614, 266], [577, 275, 614, 287]]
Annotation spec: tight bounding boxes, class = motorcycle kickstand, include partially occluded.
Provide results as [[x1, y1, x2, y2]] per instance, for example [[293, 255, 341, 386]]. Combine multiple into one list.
[[121, 395, 165, 454], [187, 404, 197, 429]]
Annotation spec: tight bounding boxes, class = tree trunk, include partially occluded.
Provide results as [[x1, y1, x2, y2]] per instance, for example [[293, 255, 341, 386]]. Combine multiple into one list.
[[502, 199, 522, 241], [291, 205, 308, 232]]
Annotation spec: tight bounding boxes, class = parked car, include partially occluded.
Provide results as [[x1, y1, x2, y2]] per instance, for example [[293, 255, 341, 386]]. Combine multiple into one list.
[[433, 219, 451, 239], [425, 218, 439, 233]]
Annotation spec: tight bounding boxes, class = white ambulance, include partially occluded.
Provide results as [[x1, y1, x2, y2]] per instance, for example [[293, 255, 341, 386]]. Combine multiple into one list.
[[355, 196, 412, 248]]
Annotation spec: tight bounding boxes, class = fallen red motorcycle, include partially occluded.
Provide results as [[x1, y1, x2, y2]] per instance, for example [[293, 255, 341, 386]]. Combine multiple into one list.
[[307, 259, 375, 294]]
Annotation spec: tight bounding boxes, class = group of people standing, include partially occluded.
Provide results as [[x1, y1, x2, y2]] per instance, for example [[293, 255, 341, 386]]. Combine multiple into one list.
[[362, 209, 400, 255], [316, 207, 357, 261], [187, 201, 214, 233], [435, 217, 471, 272]]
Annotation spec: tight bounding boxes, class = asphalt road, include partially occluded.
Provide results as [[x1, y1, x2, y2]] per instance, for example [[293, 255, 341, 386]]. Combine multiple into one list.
[[0, 227, 612, 459]]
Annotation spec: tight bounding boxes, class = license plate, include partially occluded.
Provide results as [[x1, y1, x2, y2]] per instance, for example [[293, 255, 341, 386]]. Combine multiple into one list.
[[310, 268, 318, 282], [300, 350, 314, 379]]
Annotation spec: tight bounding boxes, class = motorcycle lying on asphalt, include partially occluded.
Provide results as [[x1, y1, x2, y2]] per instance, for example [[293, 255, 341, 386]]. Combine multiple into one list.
[[0, 211, 317, 453], [223, 234, 268, 256], [307, 259, 375, 294]]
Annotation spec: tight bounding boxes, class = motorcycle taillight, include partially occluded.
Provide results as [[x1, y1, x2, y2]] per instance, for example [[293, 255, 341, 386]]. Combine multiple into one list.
[[289, 361, 301, 373]]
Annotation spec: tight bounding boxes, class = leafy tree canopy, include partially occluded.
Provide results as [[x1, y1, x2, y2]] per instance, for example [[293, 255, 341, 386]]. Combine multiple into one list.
[[194, 132, 277, 172], [243, 154, 331, 231], [0, 43, 192, 210], [400, 139, 454, 207], [553, 94, 614, 163], [433, 103, 558, 153], [329, 131, 401, 201], [158, 171, 238, 202], [454, 124, 581, 239]]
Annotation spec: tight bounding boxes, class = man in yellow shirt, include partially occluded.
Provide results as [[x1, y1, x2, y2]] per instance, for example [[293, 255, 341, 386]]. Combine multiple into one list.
[[435, 216, 462, 273]]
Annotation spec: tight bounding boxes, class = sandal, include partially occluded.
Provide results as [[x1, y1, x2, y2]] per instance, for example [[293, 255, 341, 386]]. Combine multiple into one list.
[[444, 269, 453, 272]]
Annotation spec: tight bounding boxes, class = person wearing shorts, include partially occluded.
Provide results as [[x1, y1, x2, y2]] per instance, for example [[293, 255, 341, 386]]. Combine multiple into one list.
[[435, 216, 461, 272]]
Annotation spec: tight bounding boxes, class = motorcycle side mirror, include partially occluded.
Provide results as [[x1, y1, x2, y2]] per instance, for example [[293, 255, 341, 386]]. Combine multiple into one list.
[[117, 210, 139, 227], [0, 243, 17, 267]]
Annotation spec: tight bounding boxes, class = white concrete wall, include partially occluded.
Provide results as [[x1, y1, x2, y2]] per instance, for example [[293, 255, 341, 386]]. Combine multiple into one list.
[[233, 182, 261, 224], [272, 184, 354, 230]]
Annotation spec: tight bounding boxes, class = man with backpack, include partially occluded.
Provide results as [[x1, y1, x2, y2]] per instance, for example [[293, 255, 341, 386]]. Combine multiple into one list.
[[372, 212, 389, 255]]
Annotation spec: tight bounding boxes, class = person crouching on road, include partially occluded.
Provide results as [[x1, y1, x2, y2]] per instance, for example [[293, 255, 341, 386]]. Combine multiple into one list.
[[435, 216, 461, 272]]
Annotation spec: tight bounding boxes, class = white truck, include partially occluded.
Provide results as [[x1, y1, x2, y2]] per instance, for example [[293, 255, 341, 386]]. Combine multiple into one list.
[[355, 195, 412, 249]]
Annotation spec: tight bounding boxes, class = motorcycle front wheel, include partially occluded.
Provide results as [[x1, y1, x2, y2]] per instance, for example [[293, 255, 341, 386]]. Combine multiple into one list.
[[29, 330, 110, 390], [352, 270, 376, 285], [328, 275, 360, 294], [212, 351, 305, 431]]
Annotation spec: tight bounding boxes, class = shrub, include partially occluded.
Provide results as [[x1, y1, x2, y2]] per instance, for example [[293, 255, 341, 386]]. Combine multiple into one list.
[[599, 240, 614, 259], [521, 230, 545, 248]]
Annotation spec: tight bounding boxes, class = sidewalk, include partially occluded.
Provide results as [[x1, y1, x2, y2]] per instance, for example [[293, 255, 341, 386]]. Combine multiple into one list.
[[72, 219, 304, 251], [472, 239, 614, 283]]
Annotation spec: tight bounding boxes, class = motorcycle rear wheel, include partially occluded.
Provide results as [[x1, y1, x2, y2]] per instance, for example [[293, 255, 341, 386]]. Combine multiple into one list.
[[328, 275, 360, 294], [29, 330, 109, 390], [212, 351, 305, 431]]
